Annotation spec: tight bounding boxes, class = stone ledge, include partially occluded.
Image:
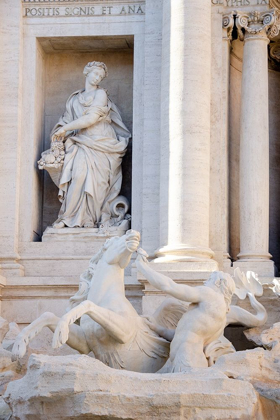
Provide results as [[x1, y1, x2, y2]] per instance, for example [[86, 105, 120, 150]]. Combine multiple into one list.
[[4, 354, 263, 420], [42, 224, 129, 242]]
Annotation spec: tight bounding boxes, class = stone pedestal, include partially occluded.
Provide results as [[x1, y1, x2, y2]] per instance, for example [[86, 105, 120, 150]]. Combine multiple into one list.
[[42, 221, 129, 242]]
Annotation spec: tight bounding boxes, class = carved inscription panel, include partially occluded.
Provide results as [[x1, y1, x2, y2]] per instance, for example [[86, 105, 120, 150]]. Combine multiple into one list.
[[22, 0, 145, 17], [212, 0, 269, 5]]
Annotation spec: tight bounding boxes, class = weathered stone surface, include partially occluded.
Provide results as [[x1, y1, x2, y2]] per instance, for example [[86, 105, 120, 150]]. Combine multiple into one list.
[[259, 322, 280, 350], [244, 326, 265, 346], [2, 323, 20, 352], [214, 347, 280, 409], [0, 319, 9, 344], [0, 397, 12, 420], [4, 354, 264, 420], [0, 348, 25, 400], [0, 349, 17, 373], [244, 322, 280, 349]]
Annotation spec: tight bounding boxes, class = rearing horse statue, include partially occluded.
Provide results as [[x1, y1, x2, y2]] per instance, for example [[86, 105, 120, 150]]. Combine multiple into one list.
[[12, 230, 267, 372], [12, 230, 173, 373]]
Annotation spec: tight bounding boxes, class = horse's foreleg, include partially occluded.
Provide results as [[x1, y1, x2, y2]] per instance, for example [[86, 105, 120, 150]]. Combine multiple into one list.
[[53, 300, 134, 348], [12, 311, 90, 360]]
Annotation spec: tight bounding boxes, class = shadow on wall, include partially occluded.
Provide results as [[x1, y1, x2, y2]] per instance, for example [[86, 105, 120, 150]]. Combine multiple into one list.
[[269, 66, 280, 274]]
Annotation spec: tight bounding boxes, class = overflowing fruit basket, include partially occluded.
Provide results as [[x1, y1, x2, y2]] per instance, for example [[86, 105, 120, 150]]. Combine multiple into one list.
[[38, 139, 65, 187]]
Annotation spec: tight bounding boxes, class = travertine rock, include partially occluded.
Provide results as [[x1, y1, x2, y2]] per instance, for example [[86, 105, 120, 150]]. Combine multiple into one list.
[[0, 397, 11, 420], [245, 322, 280, 349], [2, 323, 20, 352], [260, 322, 280, 350], [4, 354, 263, 420], [0, 348, 23, 408], [213, 347, 280, 407], [0, 318, 9, 344], [244, 326, 265, 346], [0, 349, 17, 373], [0, 320, 27, 403]]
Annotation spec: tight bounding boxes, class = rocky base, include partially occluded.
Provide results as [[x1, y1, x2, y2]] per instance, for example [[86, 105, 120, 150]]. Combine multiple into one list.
[[3, 354, 271, 420]]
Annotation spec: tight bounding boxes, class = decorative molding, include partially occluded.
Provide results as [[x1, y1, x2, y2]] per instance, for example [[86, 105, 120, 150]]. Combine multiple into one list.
[[236, 9, 280, 41], [22, 0, 140, 2], [222, 11, 235, 41]]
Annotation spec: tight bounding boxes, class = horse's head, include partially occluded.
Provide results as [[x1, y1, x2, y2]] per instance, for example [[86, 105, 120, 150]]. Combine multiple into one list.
[[103, 230, 140, 269]]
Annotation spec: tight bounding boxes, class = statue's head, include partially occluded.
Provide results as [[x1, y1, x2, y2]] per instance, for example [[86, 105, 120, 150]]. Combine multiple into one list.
[[205, 271, 236, 311], [83, 61, 108, 86], [102, 230, 140, 269]]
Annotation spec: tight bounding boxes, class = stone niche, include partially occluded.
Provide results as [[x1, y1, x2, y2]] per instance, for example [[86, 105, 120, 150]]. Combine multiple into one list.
[[35, 36, 134, 236]]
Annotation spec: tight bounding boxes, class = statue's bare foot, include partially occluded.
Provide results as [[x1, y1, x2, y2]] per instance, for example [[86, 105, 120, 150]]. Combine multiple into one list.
[[53, 221, 65, 229], [52, 320, 69, 349], [11, 335, 27, 361]]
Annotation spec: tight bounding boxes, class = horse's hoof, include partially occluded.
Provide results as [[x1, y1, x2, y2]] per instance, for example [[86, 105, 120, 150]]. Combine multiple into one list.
[[52, 321, 69, 349], [11, 338, 27, 361]]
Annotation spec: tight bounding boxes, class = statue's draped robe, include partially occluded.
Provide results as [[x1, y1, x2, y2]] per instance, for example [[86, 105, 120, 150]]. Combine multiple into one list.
[[52, 89, 130, 228]]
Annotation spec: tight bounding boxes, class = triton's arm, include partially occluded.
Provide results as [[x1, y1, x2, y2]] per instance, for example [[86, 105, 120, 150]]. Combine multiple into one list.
[[136, 252, 201, 303], [227, 293, 267, 328]]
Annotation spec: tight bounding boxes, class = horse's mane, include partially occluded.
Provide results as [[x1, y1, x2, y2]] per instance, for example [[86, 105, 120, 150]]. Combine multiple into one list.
[[66, 238, 116, 312]]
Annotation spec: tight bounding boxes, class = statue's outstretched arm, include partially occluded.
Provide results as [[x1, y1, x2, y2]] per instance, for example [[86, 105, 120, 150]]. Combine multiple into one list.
[[55, 90, 107, 135], [227, 292, 267, 328], [136, 252, 200, 303]]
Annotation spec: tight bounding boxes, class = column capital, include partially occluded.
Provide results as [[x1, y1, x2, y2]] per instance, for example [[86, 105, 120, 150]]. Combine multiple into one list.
[[236, 9, 280, 41], [222, 12, 235, 41]]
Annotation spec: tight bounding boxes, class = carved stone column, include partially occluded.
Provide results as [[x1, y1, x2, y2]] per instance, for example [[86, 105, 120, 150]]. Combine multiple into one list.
[[234, 10, 279, 276], [0, 0, 24, 278], [155, 0, 217, 271]]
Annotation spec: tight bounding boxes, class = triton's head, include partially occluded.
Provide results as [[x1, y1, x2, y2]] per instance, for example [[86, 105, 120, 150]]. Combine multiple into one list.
[[205, 271, 236, 311]]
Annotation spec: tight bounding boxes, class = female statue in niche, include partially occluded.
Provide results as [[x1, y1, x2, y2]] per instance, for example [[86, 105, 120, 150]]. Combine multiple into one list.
[[39, 61, 131, 230]]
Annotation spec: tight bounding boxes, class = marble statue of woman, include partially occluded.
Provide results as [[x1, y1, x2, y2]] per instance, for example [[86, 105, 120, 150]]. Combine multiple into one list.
[[42, 61, 131, 230]]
